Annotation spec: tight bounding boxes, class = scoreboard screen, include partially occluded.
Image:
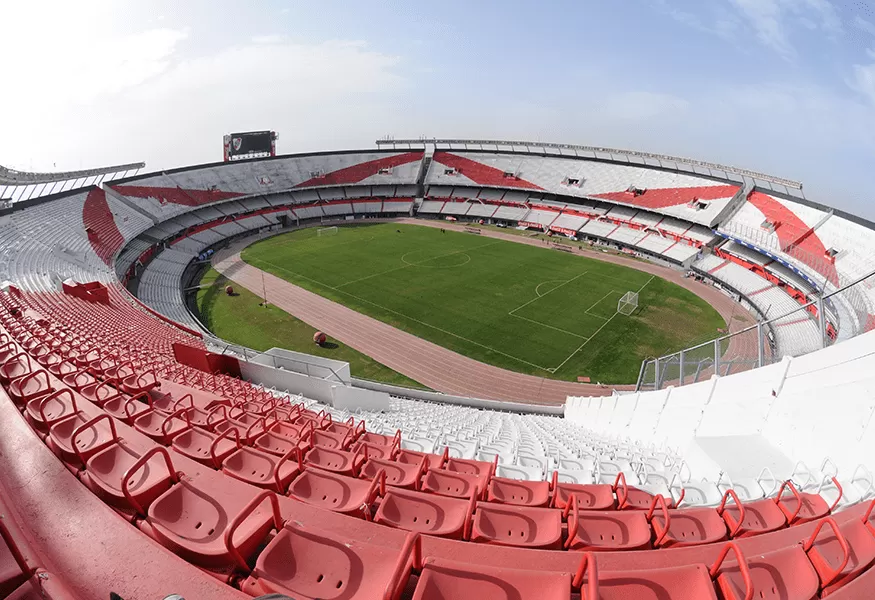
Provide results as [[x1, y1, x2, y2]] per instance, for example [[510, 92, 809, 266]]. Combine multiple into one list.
[[223, 131, 277, 161]]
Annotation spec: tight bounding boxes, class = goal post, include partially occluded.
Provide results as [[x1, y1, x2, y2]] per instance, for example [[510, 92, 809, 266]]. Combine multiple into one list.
[[316, 226, 338, 237], [618, 291, 639, 316]]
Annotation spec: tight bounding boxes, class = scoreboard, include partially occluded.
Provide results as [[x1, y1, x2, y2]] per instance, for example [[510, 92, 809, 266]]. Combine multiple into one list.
[[223, 131, 277, 162]]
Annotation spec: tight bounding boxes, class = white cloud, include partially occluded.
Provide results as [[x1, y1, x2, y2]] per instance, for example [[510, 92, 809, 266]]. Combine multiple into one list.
[[0, 37, 406, 172], [727, 0, 842, 58], [856, 16, 875, 37], [252, 34, 284, 45], [851, 62, 875, 105], [599, 91, 690, 121]]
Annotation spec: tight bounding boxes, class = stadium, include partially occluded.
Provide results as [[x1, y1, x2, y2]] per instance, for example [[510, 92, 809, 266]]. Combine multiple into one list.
[[0, 135, 874, 600]]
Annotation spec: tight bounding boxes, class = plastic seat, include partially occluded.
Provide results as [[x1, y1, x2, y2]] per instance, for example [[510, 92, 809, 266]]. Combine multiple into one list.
[[350, 440, 397, 460], [120, 370, 159, 395], [421, 468, 485, 499], [142, 482, 281, 569], [311, 429, 350, 450], [24, 388, 78, 432], [361, 456, 426, 489], [776, 479, 840, 525], [565, 507, 652, 551], [78, 380, 123, 406], [213, 416, 269, 445], [614, 472, 682, 510], [413, 557, 572, 600], [716, 489, 787, 538], [551, 475, 616, 511], [61, 369, 96, 392], [0, 353, 32, 385], [397, 448, 443, 470], [580, 544, 752, 600], [469, 503, 563, 549], [287, 467, 385, 519], [359, 430, 400, 448], [374, 487, 475, 539], [648, 495, 728, 548], [487, 476, 550, 507], [245, 523, 419, 600], [715, 521, 852, 600], [47, 412, 119, 466], [303, 445, 367, 477], [133, 408, 191, 445], [808, 514, 874, 595], [84, 444, 178, 514], [252, 429, 311, 457], [443, 455, 495, 478], [222, 447, 301, 493], [496, 464, 544, 481], [8, 370, 54, 406], [269, 418, 314, 441], [102, 391, 151, 424], [172, 428, 240, 469]]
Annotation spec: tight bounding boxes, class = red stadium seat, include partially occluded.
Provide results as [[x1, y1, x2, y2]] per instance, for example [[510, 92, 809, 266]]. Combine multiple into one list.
[[469, 502, 563, 549], [0, 353, 34, 385], [120, 369, 160, 395], [551, 472, 616, 510], [361, 455, 426, 489], [222, 447, 301, 493], [806, 514, 874, 595], [413, 557, 573, 600], [85, 444, 178, 515], [303, 444, 368, 477], [565, 495, 653, 551], [717, 488, 788, 538], [173, 427, 241, 468], [101, 391, 151, 424], [24, 388, 78, 432], [578, 544, 753, 600], [776, 479, 841, 525], [287, 467, 385, 519], [245, 523, 419, 600], [8, 370, 54, 406], [141, 481, 281, 569], [310, 428, 351, 450], [46, 412, 119, 466], [374, 487, 475, 539], [421, 468, 483, 499], [397, 448, 443, 470], [487, 476, 551, 507], [252, 428, 312, 457], [133, 407, 192, 445], [648, 494, 728, 548]]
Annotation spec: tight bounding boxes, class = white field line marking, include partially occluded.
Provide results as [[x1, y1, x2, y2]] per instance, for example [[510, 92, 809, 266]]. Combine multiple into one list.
[[336, 240, 501, 289], [508, 272, 589, 316], [534, 280, 569, 298], [583, 289, 623, 321], [550, 275, 655, 373], [251, 253, 553, 372], [508, 313, 589, 339]]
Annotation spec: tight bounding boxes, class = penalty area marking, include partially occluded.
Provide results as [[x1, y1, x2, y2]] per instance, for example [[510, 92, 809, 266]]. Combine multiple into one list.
[[548, 275, 655, 374]]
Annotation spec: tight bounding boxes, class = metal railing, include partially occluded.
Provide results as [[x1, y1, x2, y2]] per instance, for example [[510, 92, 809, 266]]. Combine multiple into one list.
[[636, 267, 875, 391]]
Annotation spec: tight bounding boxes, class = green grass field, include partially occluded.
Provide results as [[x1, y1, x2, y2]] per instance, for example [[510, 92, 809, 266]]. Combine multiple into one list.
[[238, 223, 726, 384], [195, 267, 428, 389]]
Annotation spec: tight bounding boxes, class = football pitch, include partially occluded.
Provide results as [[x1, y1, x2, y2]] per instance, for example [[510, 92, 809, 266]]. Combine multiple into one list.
[[240, 223, 725, 383]]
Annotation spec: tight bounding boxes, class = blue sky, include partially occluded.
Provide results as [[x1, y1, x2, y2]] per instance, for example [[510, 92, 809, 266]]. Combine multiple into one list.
[[3, 0, 875, 216]]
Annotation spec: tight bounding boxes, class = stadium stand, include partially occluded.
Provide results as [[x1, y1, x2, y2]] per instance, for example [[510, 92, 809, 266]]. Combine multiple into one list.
[[0, 142, 874, 598]]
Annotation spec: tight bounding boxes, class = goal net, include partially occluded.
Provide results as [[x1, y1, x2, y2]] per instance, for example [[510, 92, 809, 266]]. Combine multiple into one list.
[[617, 291, 639, 316], [317, 226, 338, 237]]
